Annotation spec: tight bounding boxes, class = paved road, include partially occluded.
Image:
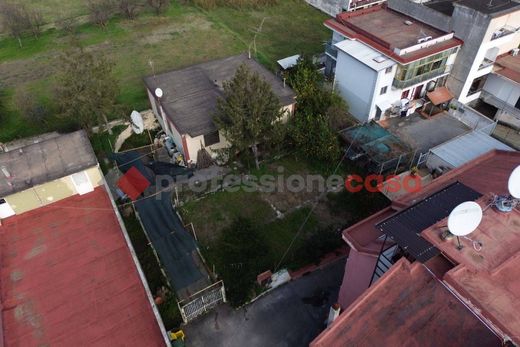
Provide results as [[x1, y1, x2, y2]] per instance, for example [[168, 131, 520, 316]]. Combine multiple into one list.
[[183, 258, 346, 347]]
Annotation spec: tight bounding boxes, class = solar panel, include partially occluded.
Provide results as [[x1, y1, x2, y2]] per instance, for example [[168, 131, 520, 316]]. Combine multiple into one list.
[[376, 181, 482, 262]]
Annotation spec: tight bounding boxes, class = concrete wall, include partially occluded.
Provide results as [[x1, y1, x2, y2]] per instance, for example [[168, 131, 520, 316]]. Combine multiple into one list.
[[484, 74, 520, 107], [305, 0, 346, 16], [3, 166, 103, 215], [335, 50, 378, 121], [426, 152, 455, 171], [449, 100, 496, 132]]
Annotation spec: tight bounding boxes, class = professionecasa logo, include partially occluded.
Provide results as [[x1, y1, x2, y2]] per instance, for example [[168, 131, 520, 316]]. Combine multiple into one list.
[[345, 174, 422, 193]]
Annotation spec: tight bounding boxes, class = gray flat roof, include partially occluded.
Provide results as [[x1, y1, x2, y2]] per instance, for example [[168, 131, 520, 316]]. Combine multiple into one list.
[[430, 131, 513, 168], [143, 53, 296, 137], [427, 0, 520, 16], [0, 130, 98, 197]]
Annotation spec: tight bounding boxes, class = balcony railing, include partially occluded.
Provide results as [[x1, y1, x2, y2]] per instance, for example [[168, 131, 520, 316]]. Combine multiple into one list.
[[491, 26, 516, 41], [325, 41, 338, 60], [393, 65, 452, 89], [478, 57, 495, 70]]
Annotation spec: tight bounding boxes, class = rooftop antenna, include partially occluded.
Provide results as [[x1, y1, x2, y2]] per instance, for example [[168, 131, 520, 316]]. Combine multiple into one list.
[[448, 201, 483, 250], [488, 165, 520, 212]]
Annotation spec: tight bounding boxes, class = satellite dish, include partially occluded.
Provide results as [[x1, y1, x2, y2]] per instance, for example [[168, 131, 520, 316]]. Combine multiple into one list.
[[508, 165, 520, 199], [155, 87, 163, 98], [130, 111, 144, 134], [448, 201, 483, 236]]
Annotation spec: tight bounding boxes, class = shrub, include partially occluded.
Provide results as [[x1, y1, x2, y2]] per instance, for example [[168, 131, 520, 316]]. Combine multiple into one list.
[[215, 217, 269, 306]]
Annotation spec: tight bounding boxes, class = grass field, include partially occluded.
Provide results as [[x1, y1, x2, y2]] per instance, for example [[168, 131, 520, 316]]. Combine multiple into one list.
[[0, 1, 329, 142]]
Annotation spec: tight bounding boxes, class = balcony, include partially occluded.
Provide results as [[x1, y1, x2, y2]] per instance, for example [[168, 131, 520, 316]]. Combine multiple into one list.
[[325, 41, 338, 60], [393, 65, 452, 89], [478, 57, 495, 70], [491, 26, 516, 41]]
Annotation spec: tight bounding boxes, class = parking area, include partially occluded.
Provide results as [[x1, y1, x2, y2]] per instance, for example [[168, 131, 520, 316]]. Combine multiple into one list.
[[380, 112, 470, 154], [182, 258, 346, 347]]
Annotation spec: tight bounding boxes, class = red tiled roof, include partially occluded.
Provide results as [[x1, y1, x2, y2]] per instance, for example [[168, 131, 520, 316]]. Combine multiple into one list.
[[324, 5, 463, 65], [0, 187, 165, 346], [421, 196, 520, 340], [335, 150, 520, 345], [311, 258, 500, 347]]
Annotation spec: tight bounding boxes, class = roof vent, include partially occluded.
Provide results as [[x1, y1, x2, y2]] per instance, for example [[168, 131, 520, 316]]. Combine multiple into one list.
[[1, 166, 11, 178], [373, 56, 387, 63], [417, 36, 433, 44], [404, 20, 413, 26]]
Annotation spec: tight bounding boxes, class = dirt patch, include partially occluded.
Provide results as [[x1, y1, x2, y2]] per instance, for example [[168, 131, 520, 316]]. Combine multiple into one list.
[[139, 15, 213, 45]]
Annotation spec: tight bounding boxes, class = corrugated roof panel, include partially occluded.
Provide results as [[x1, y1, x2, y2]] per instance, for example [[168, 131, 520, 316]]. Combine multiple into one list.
[[335, 39, 396, 71], [430, 131, 513, 168]]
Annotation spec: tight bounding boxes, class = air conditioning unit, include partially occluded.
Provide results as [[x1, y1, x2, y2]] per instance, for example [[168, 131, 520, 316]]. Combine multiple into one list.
[[511, 48, 519, 56]]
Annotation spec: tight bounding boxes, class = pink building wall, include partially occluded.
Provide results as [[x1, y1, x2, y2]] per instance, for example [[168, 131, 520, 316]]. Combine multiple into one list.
[[338, 248, 378, 309]]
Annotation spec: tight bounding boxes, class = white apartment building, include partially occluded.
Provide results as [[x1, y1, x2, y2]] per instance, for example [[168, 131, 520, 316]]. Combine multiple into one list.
[[324, 5, 461, 122], [387, 0, 520, 104]]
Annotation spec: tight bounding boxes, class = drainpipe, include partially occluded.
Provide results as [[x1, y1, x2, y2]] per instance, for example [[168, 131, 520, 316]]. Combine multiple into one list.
[[327, 303, 341, 326]]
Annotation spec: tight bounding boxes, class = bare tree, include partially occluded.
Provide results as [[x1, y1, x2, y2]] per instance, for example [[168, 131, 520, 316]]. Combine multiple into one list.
[[87, 0, 114, 28], [118, 0, 144, 19], [147, 0, 170, 15], [0, 2, 31, 47], [14, 88, 50, 125], [56, 15, 78, 34], [27, 8, 45, 38]]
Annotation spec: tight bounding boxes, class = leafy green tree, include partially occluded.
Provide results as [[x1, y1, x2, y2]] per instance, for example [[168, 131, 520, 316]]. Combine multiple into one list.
[[216, 217, 268, 306], [290, 112, 341, 163], [214, 64, 283, 169], [55, 43, 119, 133], [288, 55, 351, 130]]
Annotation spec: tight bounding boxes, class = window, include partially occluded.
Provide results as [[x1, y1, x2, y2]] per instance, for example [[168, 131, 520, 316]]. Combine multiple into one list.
[[380, 86, 388, 95], [432, 60, 442, 70], [385, 66, 393, 74], [204, 131, 220, 147]]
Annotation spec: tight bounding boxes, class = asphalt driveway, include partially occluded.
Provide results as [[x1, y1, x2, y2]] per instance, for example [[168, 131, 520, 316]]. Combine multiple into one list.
[[182, 258, 346, 347]]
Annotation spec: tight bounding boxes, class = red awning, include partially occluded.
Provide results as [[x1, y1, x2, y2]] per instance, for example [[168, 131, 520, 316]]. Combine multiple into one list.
[[427, 86, 454, 106]]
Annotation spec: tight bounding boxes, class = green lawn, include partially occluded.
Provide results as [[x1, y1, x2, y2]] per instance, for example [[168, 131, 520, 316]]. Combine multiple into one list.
[[0, 1, 329, 142], [181, 189, 276, 242]]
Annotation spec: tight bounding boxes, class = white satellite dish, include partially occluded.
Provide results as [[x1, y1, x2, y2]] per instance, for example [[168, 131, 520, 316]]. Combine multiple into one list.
[[448, 201, 483, 237], [130, 110, 144, 134], [155, 87, 163, 98], [508, 165, 520, 199]]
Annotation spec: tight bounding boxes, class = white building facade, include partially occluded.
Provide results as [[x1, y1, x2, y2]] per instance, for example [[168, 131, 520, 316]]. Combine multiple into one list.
[[325, 5, 461, 122]]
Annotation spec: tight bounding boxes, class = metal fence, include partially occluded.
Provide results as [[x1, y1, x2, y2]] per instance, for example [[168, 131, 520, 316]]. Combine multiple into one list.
[[178, 281, 226, 323]]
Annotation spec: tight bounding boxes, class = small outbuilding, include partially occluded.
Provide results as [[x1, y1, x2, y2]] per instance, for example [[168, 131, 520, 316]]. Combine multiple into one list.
[[426, 130, 513, 171], [144, 54, 296, 165]]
